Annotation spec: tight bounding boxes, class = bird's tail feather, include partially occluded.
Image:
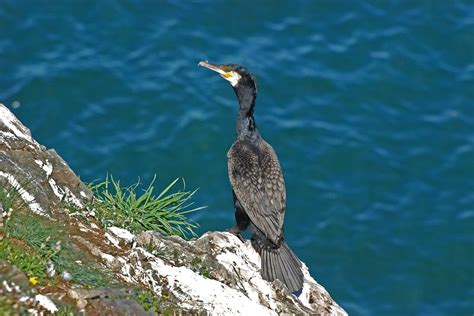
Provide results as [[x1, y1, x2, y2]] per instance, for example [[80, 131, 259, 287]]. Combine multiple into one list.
[[260, 241, 304, 293]]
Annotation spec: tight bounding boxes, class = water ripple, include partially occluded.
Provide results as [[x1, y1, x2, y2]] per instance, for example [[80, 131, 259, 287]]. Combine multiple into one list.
[[1, 1, 473, 315]]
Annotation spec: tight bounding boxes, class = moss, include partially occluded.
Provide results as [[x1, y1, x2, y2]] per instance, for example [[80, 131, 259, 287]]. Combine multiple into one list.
[[190, 256, 213, 279], [199, 265, 212, 279], [133, 288, 180, 314], [4, 209, 114, 288], [190, 256, 202, 266]]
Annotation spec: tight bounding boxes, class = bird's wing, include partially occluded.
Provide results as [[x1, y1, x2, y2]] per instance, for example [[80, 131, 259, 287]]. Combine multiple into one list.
[[227, 139, 286, 245]]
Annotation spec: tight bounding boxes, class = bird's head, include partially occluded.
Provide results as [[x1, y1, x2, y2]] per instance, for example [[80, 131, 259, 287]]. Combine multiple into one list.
[[199, 61, 258, 118], [198, 61, 256, 91]]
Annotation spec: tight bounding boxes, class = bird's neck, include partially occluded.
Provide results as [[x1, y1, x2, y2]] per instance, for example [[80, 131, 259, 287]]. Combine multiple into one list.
[[236, 112, 258, 139], [235, 86, 256, 116], [236, 102, 260, 140], [234, 84, 259, 140]]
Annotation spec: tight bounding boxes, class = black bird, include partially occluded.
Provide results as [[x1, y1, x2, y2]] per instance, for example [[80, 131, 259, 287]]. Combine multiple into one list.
[[198, 61, 304, 292]]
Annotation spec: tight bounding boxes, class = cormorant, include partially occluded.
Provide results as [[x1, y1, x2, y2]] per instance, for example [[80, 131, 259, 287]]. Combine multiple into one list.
[[198, 61, 304, 293]]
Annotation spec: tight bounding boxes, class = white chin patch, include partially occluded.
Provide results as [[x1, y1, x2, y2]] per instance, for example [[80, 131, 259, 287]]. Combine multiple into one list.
[[225, 72, 242, 87]]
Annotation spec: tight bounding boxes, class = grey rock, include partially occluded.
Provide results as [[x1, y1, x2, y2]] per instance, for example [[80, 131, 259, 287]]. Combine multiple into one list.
[[60, 270, 72, 281], [0, 104, 348, 315], [86, 299, 156, 316], [76, 298, 88, 309], [0, 259, 34, 293], [0, 260, 59, 314], [46, 260, 56, 277], [68, 287, 129, 300], [0, 104, 92, 216]]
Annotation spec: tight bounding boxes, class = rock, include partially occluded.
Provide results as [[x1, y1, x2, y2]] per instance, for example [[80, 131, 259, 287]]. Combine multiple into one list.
[[68, 287, 129, 301], [35, 294, 59, 313], [76, 298, 88, 309], [0, 104, 347, 315], [105, 226, 136, 248], [0, 104, 92, 216], [86, 299, 156, 316], [67, 287, 156, 315], [130, 231, 347, 315], [0, 259, 34, 293], [60, 270, 73, 281], [0, 260, 60, 314]]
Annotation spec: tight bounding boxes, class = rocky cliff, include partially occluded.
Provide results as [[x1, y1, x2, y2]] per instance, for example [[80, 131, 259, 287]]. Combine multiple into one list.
[[0, 103, 347, 315]]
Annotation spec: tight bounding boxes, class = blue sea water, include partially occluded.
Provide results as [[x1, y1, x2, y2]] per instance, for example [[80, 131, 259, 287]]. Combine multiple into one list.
[[1, 1, 473, 314]]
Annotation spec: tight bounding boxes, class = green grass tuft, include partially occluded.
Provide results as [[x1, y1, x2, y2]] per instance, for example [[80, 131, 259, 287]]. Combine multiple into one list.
[[0, 200, 114, 286], [0, 239, 47, 282], [55, 305, 80, 316], [54, 242, 113, 287], [0, 179, 29, 212], [0, 178, 29, 231], [4, 211, 114, 287], [89, 175, 205, 239]]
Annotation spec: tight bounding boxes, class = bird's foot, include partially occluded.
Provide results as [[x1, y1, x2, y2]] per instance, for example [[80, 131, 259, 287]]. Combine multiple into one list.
[[228, 226, 245, 243]]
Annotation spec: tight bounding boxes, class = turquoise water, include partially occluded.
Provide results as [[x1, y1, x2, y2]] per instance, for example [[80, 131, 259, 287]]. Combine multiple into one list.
[[1, 1, 473, 314]]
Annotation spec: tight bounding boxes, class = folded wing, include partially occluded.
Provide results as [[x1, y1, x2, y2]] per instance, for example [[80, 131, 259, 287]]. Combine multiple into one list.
[[227, 139, 286, 245]]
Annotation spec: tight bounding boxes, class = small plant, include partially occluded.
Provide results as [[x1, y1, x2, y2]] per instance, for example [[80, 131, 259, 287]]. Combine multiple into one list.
[[89, 175, 205, 238], [55, 305, 79, 316], [0, 239, 47, 282], [134, 288, 177, 314], [190, 256, 202, 266], [5, 212, 113, 287], [190, 256, 213, 279], [136, 290, 161, 312], [0, 179, 29, 231], [0, 179, 29, 212]]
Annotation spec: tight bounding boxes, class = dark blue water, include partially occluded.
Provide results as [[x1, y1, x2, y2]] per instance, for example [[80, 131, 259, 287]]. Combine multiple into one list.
[[1, 1, 473, 314]]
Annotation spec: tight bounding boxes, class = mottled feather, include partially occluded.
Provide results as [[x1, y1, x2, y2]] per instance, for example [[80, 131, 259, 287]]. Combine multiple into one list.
[[227, 138, 286, 245]]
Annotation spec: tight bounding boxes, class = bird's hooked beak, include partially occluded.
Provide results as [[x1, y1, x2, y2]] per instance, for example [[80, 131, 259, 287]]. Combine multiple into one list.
[[198, 61, 241, 86], [198, 61, 227, 76]]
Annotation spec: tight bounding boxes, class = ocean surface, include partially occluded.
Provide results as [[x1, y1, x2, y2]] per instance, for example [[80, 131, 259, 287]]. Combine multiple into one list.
[[1, 1, 473, 314]]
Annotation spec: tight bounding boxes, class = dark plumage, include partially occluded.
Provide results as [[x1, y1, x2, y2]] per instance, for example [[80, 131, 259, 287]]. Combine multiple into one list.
[[199, 61, 304, 292]]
